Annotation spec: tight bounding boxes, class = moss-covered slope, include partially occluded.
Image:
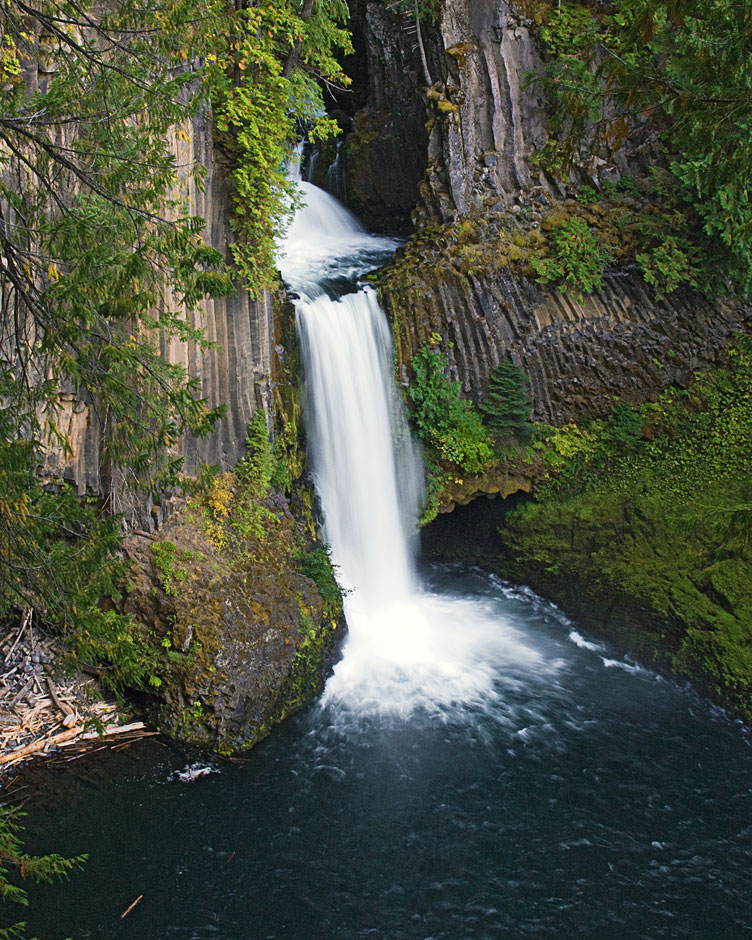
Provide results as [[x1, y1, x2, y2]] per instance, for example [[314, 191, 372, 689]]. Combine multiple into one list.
[[118, 414, 344, 755], [496, 340, 752, 720]]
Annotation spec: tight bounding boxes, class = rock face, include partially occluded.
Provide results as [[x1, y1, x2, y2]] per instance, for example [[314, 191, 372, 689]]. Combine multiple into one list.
[[121, 495, 343, 754], [38, 107, 276, 521], [339, 1, 436, 233], [415, 0, 655, 223], [381, 260, 747, 426], [340, 0, 551, 232], [347, 0, 750, 425], [419, 0, 552, 223]]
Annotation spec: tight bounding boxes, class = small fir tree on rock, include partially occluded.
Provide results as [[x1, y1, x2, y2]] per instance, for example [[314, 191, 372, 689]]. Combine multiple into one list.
[[480, 357, 532, 441]]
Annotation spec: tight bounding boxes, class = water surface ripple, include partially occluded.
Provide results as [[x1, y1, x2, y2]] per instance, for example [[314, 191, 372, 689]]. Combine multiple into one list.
[[25, 565, 752, 939]]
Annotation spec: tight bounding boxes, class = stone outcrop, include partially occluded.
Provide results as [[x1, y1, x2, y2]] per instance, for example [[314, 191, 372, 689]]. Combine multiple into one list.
[[381, 258, 748, 426], [349, 0, 749, 426], [39, 109, 275, 519], [415, 0, 658, 224], [418, 0, 552, 223], [435, 461, 539, 514], [120, 493, 343, 754]]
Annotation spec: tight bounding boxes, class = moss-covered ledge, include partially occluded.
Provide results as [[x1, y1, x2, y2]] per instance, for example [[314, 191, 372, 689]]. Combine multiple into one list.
[[497, 497, 752, 722], [120, 489, 344, 755], [424, 341, 752, 723]]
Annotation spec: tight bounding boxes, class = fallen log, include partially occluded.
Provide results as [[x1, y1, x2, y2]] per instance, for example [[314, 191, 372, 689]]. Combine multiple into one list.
[[0, 726, 82, 765], [0, 721, 147, 766], [54, 722, 147, 748]]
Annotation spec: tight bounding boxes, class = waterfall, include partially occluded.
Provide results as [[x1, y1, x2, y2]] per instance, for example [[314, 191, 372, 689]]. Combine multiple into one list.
[[277, 183, 542, 718], [326, 141, 346, 202], [277, 180, 421, 606], [296, 291, 421, 609]]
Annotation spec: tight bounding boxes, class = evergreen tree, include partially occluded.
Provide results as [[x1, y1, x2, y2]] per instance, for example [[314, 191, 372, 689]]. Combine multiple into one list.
[[0, 807, 86, 940], [480, 357, 532, 440]]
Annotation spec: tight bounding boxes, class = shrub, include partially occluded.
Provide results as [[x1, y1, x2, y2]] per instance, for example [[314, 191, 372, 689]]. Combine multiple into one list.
[[408, 346, 494, 476], [531, 217, 612, 301]]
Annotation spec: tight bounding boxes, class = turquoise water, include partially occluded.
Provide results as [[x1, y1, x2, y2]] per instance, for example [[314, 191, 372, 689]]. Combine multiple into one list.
[[22, 564, 752, 939]]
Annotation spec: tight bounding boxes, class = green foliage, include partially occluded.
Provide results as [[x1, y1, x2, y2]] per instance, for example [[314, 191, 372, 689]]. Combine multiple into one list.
[[0, 806, 86, 940], [151, 542, 193, 597], [506, 337, 752, 718], [599, 402, 643, 451], [383, 0, 442, 26], [0, 0, 247, 694], [202, 412, 279, 551], [636, 236, 700, 298], [480, 357, 532, 440], [416, 456, 451, 527], [236, 410, 276, 501], [531, 0, 752, 299], [0, 444, 159, 690], [294, 544, 343, 623], [408, 345, 494, 476], [206, 0, 352, 297], [576, 185, 600, 207], [532, 2, 606, 168], [271, 417, 304, 495], [530, 218, 612, 301]]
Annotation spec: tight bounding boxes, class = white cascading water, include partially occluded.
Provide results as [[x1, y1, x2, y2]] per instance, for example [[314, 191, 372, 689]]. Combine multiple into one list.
[[277, 175, 544, 718]]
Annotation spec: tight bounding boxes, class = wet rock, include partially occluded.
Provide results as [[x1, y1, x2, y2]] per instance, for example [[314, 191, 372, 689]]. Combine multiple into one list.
[[340, 2, 434, 233]]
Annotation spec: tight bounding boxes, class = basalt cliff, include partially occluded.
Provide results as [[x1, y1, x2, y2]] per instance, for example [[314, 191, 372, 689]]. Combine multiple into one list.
[[7, 0, 750, 744]]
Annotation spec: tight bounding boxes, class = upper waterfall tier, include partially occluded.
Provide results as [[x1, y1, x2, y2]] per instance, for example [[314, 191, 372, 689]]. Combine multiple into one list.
[[277, 181, 399, 300]]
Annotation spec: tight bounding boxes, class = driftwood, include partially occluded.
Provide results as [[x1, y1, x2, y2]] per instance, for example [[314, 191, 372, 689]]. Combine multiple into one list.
[[121, 895, 144, 919], [0, 726, 82, 765], [43, 665, 76, 727], [8, 676, 35, 711], [55, 722, 147, 748], [0, 721, 147, 766], [3, 609, 31, 665], [0, 617, 149, 773]]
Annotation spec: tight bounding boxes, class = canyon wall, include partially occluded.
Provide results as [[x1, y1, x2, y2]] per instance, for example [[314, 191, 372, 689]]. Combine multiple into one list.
[[32, 106, 279, 525], [344, 0, 749, 424], [2, 22, 280, 517]]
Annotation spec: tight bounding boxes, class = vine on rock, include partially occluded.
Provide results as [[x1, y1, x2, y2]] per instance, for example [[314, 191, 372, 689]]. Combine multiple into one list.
[[207, 0, 353, 297]]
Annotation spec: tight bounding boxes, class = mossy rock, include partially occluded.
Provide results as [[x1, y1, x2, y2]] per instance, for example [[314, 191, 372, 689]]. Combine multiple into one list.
[[121, 499, 344, 754]]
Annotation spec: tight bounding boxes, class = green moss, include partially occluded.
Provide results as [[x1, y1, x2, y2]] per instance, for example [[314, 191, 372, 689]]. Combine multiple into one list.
[[499, 338, 752, 719], [280, 610, 338, 716], [151, 541, 194, 596]]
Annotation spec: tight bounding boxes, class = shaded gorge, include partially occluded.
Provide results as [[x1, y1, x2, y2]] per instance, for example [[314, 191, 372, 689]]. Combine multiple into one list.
[[20, 181, 752, 939]]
